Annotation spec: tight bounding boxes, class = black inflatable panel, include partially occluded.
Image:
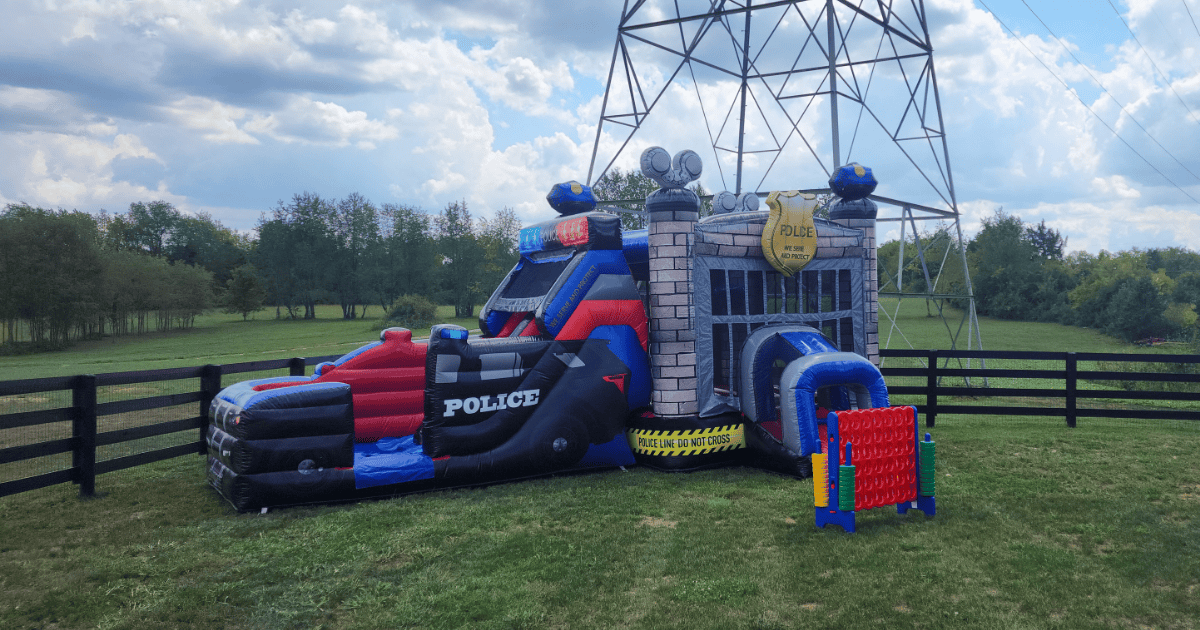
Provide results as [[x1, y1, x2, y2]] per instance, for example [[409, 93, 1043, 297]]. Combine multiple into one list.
[[421, 324, 591, 457], [218, 403, 354, 441], [742, 421, 812, 478], [215, 383, 354, 441], [207, 425, 354, 475], [436, 339, 631, 481], [207, 457, 357, 512]]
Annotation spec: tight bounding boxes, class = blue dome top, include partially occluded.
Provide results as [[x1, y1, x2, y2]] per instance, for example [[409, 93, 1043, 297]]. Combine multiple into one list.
[[546, 181, 598, 215], [829, 163, 877, 201]]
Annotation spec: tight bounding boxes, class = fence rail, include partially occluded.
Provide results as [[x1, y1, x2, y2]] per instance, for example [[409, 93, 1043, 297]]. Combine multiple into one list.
[[879, 348, 1200, 427], [2, 349, 1198, 500], [0, 355, 339, 499]]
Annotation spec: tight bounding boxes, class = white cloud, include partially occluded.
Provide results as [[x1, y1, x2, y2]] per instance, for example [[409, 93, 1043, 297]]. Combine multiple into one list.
[[283, 9, 338, 45], [1092, 175, 1142, 199], [1, 128, 176, 210], [1, 0, 1197, 255], [246, 97, 398, 147], [168, 96, 259, 144]]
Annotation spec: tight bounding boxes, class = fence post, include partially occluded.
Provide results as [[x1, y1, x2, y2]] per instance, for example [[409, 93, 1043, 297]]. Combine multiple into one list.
[[1065, 352, 1077, 428], [289, 357, 307, 377], [72, 374, 97, 498], [198, 365, 223, 455], [926, 350, 938, 428]]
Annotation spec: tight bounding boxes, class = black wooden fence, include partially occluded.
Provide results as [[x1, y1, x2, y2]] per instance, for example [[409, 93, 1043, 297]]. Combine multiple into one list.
[[0, 355, 339, 499], [2, 349, 1197, 500], [879, 349, 1200, 427]]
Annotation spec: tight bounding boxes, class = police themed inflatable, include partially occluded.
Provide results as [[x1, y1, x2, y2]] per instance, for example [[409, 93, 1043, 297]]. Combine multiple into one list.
[[207, 157, 896, 512]]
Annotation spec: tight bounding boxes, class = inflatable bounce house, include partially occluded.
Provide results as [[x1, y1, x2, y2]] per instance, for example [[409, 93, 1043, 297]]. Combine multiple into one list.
[[207, 148, 935, 530]]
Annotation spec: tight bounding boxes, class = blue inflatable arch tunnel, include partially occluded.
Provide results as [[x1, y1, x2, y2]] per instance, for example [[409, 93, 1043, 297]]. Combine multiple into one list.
[[739, 325, 889, 457]]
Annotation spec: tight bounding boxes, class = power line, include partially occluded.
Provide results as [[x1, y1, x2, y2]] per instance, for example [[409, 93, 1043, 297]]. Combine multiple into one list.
[[1017, 0, 1200, 183], [1149, 1, 1200, 78], [1103, 0, 1200, 124], [976, 0, 1200, 204], [1182, 0, 1200, 41]]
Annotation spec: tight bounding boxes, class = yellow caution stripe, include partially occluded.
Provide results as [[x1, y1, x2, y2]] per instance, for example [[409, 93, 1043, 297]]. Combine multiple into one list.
[[626, 424, 746, 457]]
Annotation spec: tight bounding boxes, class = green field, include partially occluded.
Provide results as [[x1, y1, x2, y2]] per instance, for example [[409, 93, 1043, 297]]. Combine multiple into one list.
[[873, 297, 1190, 354], [0, 298, 1184, 382], [0, 305, 481, 381], [1, 417, 1197, 629], [1, 300, 1198, 629]]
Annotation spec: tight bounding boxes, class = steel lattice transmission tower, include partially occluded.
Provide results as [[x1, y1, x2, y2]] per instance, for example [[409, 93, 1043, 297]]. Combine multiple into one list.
[[587, 0, 982, 354]]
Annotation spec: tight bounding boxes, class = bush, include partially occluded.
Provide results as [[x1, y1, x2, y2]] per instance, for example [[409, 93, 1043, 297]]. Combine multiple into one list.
[[383, 294, 438, 331]]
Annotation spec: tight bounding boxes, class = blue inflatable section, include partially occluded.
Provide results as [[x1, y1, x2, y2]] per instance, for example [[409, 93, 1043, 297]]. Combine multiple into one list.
[[739, 325, 838, 426], [782, 353, 889, 456], [577, 433, 636, 468], [483, 299, 514, 335], [216, 379, 338, 409], [354, 436, 435, 489], [546, 180, 598, 215], [621, 228, 649, 282], [779, 330, 839, 356], [332, 340, 382, 367], [542, 249, 632, 338], [589, 325, 651, 410], [738, 324, 889, 457]]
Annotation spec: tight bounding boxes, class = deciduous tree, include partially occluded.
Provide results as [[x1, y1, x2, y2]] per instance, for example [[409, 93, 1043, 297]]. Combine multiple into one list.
[[223, 264, 267, 321]]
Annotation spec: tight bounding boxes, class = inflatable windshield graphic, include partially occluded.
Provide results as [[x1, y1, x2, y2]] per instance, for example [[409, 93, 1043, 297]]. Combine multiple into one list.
[[207, 158, 928, 518]]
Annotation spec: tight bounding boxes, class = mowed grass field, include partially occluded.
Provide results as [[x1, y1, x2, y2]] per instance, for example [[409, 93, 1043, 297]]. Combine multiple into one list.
[[0, 297, 1182, 381], [0, 299, 1198, 629], [1, 418, 1198, 629], [0, 305, 480, 381]]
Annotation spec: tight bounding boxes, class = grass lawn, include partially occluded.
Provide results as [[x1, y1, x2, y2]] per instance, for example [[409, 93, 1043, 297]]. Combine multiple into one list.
[[1, 298, 1188, 382], [1, 416, 1197, 629], [0, 305, 481, 381], [875, 297, 1187, 354], [1, 300, 1198, 628]]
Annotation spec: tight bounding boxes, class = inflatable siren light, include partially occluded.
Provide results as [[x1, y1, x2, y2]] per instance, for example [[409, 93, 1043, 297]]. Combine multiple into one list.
[[714, 191, 760, 214], [829, 163, 877, 200], [640, 146, 702, 189], [547, 180, 598, 216]]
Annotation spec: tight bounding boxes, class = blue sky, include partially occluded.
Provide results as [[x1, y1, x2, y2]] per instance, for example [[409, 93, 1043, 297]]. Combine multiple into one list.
[[1, 0, 1199, 254]]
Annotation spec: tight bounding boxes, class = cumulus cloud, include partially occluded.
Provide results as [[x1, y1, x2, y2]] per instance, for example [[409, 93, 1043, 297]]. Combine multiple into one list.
[[245, 97, 398, 147], [1, 127, 174, 210], [0, 0, 1197, 256], [168, 96, 259, 144]]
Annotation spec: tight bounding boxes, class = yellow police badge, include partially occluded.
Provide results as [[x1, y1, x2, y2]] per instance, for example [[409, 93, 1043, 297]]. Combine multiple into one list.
[[761, 190, 818, 276]]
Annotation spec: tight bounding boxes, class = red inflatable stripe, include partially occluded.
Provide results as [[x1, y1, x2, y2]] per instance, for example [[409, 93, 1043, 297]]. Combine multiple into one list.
[[331, 329, 427, 370], [252, 380, 309, 392], [316, 367, 424, 393], [519, 319, 543, 336], [554, 300, 649, 349], [354, 413, 423, 442], [496, 312, 529, 337], [352, 390, 424, 416]]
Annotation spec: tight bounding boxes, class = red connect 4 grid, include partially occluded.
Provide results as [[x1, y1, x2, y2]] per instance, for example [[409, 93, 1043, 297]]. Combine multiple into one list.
[[834, 406, 918, 511]]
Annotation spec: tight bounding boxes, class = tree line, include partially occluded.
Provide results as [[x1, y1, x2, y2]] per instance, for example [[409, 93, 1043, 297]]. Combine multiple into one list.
[[254, 192, 518, 321], [6, 183, 1198, 353], [0, 195, 519, 352], [879, 209, 1200, 344]]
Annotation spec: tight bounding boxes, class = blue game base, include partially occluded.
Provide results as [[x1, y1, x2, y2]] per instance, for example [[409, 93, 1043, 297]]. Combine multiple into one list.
[[896, 495, 936, 517], [816, 496, 936, 533], [815, 506, 856, 533]]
